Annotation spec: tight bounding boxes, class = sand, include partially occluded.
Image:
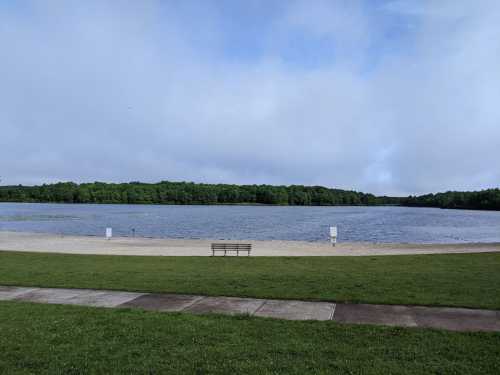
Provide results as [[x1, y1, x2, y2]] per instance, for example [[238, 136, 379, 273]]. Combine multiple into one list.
[[1, 230, 500, 256]]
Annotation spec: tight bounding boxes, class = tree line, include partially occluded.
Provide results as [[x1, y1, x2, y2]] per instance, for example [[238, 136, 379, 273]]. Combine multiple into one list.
[[402, 189, 500, 210], [0, 181, 498, 210], [0, 181, 400, 206]]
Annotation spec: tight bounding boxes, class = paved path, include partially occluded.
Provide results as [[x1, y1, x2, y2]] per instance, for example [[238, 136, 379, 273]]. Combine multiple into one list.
[[1, 285, 499, 332]]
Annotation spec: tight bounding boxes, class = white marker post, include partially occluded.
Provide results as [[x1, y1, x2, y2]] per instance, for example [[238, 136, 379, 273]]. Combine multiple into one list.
[[330, 226, 337, 246], [106, 227, 112, 240]]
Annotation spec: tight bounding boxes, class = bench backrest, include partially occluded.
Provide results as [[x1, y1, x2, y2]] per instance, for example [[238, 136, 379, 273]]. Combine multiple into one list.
[[211, 243, 252, 251]]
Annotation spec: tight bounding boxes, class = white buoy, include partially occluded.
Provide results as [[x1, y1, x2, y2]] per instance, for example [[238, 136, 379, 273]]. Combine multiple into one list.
[[106, 227, 112, 240], [330, 226, 337, 246]]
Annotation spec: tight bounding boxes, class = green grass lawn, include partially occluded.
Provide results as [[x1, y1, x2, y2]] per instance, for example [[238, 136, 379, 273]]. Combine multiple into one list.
[[1, 250, 499, 309], [0, 301, 499, 374]]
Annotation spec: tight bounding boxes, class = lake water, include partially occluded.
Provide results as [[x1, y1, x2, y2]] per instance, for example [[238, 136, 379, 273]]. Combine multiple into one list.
[[1, 202, 500, 243]]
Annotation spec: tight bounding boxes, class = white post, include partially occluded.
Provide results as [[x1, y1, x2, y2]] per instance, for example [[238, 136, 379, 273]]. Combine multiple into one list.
[[106, 227, 112, 240], [329, 226, 337, 246]]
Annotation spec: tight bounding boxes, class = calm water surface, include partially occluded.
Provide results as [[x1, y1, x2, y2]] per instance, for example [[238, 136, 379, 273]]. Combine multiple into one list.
[[1, 203, 500, 243]]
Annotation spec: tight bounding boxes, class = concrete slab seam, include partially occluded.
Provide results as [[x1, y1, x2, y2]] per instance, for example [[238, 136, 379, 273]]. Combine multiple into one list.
[[330, 303, 336, 320], [252, 300, 268, 315], [179, 295, 206, 311], [16, 288, 42, 299], [116, 293, 149, 307]]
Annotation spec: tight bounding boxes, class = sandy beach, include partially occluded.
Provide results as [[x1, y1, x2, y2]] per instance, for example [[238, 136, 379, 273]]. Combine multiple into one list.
[[1, 230, 500, 256]]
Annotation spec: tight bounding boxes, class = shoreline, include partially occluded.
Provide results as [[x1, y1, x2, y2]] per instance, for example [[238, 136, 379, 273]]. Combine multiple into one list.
[[1, 230, 500, 257]]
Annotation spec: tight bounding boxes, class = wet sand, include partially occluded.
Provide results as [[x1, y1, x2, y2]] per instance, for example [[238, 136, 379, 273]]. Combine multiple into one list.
[[1, 231, 500, 256]]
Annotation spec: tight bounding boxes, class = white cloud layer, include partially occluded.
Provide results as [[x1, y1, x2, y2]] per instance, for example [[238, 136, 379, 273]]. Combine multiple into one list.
[[0, 0, 499, 195]]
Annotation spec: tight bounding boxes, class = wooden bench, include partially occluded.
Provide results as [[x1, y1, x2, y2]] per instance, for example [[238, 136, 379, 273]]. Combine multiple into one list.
[[211, 243, 252, 256]]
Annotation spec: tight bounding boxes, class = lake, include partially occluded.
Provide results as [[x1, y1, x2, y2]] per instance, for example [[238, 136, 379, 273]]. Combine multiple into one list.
[[1, 202, 500, 243]]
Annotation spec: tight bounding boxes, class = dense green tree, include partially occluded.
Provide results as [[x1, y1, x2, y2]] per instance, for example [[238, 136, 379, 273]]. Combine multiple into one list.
[[1, 181, 498, 210], [402, 189, 500, 210]]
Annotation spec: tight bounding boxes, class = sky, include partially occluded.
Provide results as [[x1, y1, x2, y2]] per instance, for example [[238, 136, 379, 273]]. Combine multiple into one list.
[[1, 0, 499, 196]]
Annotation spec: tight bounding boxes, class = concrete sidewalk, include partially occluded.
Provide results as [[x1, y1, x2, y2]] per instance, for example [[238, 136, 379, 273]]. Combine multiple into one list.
[[1, 285, 499, 332]]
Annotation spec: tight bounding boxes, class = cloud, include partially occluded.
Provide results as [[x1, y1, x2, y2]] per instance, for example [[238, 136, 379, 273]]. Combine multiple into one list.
[[377, 0, 500, 193], [0, 0, 499, 195]]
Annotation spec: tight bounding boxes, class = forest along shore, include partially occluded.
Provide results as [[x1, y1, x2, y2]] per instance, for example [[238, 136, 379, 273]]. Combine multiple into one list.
[[1, 231, 500, 257], [2, 181, 499, 210]]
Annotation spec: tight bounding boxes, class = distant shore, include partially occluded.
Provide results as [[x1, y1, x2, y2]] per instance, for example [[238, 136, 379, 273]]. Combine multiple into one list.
[[2, 181, 499, 210], [1, 231, 499, 257]]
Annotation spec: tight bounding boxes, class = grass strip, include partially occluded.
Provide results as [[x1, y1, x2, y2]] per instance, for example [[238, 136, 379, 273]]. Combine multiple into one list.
[[1, 301, 499, 374], [1, 251, 499, 309]]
